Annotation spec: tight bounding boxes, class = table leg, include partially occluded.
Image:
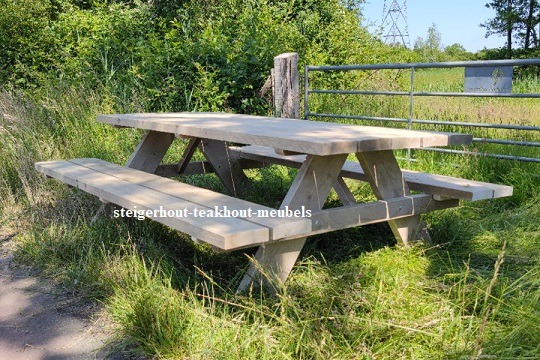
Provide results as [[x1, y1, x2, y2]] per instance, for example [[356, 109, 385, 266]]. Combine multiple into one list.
[[237, 153, 348, 294], [198, 139, 251, 197], [126, 131, 175, 172], [92, 131, 175, 222], [177, 138, 201, 174], [355, 150, 430, 246]]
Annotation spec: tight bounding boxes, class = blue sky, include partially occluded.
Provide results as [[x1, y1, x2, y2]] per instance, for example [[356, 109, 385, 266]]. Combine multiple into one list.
[[360, 1, 506, 52]]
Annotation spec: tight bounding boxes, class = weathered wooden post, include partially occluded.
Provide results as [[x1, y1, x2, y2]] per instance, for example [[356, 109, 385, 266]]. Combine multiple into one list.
[[272, 53, 300, 156], [273, 52, 299, 119]]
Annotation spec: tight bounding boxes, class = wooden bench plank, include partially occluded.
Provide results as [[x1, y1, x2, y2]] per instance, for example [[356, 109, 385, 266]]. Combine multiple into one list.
[[36, 160, 266, 250], [35, 159, 308, 250], [69, 158, 311, 241], [230, 145, 513, 201]]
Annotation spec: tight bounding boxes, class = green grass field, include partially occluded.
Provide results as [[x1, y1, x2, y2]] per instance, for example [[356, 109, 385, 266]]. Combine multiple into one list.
[[1, 70, 539, 359]]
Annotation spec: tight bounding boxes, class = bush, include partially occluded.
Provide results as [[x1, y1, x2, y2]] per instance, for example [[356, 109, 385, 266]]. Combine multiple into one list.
[[0, 0, 63, 87], [1, 0, 400, 114]]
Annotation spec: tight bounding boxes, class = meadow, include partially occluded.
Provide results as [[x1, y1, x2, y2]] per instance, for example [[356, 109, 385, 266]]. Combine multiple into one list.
[[1, 65, 539, 359]]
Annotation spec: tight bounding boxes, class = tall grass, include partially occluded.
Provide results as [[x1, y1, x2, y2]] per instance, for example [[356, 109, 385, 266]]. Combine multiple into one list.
[[1, 77, 539, 359]]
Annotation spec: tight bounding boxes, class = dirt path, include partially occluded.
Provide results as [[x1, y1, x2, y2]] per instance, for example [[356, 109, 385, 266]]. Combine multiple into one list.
[[0, 233, 120, 360]]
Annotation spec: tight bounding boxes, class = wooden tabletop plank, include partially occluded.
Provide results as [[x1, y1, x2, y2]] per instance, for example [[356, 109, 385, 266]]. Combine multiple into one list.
[[97, 112, 472, 155]]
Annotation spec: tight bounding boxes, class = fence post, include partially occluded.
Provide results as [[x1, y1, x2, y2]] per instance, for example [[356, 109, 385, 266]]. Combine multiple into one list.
[[273, 52, 299, 119]]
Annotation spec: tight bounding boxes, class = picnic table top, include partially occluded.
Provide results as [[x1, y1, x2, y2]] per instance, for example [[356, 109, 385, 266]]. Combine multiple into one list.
[[97, 112, 473, 155]]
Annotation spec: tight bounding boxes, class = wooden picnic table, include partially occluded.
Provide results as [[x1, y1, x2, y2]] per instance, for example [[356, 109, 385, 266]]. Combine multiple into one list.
[[36, 112, 513, 293]]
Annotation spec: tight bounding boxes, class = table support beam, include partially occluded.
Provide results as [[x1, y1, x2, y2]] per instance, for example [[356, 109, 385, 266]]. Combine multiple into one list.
[[307, 195, 458, 236], [237, 153, 347, 294], [198, 139, 251, 197], [355, 150, 431, 246], [333, 176, 357, 206], [177, 137, 201, 174]]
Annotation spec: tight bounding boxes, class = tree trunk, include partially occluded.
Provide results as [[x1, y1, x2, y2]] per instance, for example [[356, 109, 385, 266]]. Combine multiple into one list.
[[507, 0, 513, 57], [524, 0, 535, 49], [507, 25, 513, 57]]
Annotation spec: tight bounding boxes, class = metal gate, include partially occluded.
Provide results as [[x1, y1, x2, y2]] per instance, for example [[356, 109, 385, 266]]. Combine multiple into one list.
[[304, 59, 540, 163]]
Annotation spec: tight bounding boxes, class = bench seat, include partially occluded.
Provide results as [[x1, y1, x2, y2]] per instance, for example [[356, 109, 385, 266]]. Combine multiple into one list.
[[230, 146, 513, 201], [35, 158, 311, 251]]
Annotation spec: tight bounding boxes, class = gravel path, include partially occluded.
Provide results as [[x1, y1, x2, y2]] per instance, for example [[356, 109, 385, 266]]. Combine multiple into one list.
[[0, 232, 118, 360]]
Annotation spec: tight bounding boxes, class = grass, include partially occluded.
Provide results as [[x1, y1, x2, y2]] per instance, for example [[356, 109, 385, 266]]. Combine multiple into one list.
[[1, 72, 540, 359]]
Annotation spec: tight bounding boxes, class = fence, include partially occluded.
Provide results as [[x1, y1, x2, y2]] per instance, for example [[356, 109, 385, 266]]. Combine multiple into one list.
[[304, 59, 540, 163]]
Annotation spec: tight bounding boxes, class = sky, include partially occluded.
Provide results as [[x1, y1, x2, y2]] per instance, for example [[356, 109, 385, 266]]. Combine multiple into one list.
[[360, 1, 506, 52]]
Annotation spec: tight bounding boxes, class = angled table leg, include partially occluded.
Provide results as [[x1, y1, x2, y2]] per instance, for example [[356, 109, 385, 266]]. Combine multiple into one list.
[[177, 137, 201, 174], [126, 131, 175, 172], [237, 153, 348, 294], [334, 176, 357, 206], [93, 130, 175, 222], [198, 139, 251, 197], [355, 150, 430, 246]]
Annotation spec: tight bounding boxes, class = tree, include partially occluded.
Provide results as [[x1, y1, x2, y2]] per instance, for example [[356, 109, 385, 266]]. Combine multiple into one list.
[[413, 36, 425, 51], [482, 0, 518, 57], [425, 23, 443, 52], [444, 43, 473, 60], [413, 23, 443, 62], [519, 0, 539, 48], [482, 0, 540, 56]]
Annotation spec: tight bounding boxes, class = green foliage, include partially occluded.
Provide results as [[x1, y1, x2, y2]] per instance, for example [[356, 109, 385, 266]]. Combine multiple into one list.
[[0, 0, 63, 87], [0, 0, 390, 114], [53, 2, 154, 99], [413, 23, 447, 63], [444, 43, 475, 61], [411, 23, 475, 62], [482, 0, 540, 55], [476, 46, 510, 60]]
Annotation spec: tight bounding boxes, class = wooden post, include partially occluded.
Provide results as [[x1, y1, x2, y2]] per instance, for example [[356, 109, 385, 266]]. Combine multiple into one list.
[[273, 53, 300, 156], [273, 53, 299, 119]]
